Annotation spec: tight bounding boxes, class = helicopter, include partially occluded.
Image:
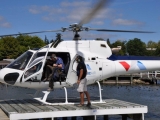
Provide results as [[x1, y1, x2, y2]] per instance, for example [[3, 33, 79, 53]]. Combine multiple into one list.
[[0, 0, 158, 105]]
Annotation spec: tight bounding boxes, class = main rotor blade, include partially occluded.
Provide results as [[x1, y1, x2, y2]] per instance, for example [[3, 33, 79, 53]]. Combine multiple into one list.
[[90, 28, 155, 33], [0, 30, 62, 37], [78, 0, 109, 26]]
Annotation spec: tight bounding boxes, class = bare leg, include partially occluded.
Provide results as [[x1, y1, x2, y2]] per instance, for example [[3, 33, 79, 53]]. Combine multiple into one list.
[[84, 91, 91, 103], [80, 92, 84, 104]]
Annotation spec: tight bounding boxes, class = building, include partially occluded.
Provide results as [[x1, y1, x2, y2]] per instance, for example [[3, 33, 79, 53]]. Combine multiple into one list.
[[0, 59, 14, 69]]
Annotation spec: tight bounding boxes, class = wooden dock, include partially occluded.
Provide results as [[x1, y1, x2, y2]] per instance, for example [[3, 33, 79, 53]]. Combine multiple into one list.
[[0, 98, 147, 120]]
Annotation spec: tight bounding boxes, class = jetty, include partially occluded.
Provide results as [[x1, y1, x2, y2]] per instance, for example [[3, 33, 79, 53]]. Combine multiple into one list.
[[0, 98, 147, 120]]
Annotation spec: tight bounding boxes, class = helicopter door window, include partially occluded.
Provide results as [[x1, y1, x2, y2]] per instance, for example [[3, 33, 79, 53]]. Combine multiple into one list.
[[100, 44, 106, 48], [28, 56, 44, 68], [24, 62, 42, 79]]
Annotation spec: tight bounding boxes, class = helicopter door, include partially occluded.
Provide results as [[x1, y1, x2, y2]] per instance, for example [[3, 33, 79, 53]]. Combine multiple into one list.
[[65, 55, 79, 85], [22, 44, 51, 82]]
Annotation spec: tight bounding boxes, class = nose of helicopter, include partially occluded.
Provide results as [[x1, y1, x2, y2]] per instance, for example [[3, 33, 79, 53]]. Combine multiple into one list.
[[0, 68, 21, 85], [0, 69, 5, 84]]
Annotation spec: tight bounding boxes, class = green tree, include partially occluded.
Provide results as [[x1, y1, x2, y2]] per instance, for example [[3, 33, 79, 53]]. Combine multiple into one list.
[[147, 40, 157, 48], [16, 35, 45, 50], [155, 40, 160, 56], [44, 35, 49, 45], [50, 39, 54, 43], [0, 35, 45, 60], [106, 38, 112, 47], [146, 40, 157, 56], [0, 37, 21, 60], [126, 38, 146, 56]]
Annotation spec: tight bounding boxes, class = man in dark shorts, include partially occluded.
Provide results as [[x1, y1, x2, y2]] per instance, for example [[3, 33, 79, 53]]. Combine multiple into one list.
[[76, 55, 91, 107]]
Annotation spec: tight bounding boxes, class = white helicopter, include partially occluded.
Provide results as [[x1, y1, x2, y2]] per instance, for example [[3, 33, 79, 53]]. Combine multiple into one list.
[[0, 0, 157, 105]]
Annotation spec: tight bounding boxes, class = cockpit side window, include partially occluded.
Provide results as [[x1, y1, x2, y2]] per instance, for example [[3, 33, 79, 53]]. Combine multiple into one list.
[[24, 62, 42, 78], [6, 51, 33, 70], [28, 52, 45, 68]]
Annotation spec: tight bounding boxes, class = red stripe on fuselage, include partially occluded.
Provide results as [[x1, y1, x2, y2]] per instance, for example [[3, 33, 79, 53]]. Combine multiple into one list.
[[119, 61, 130, 71]]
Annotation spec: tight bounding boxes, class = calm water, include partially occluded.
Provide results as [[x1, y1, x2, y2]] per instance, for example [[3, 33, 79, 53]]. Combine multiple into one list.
[[0, 83, 160, 120]]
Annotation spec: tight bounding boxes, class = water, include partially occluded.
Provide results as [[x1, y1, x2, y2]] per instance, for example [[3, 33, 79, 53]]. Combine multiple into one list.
[[0, 83, 160, 120]]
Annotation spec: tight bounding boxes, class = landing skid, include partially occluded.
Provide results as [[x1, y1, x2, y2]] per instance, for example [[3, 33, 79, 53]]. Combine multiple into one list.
[[91, 81, 105, 104], [34, 81, 105, 105], [34, 87, 74, 105]]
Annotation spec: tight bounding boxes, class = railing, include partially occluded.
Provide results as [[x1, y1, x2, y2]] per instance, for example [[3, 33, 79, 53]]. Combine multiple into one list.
[[140, 71, 160, 80]]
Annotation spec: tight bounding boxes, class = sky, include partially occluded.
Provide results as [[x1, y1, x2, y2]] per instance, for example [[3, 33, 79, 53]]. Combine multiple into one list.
[[0, 0, 159, 44]]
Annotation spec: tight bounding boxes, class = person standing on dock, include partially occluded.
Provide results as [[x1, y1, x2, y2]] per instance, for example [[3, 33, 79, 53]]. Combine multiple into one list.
[[76, 55, 91, 107]]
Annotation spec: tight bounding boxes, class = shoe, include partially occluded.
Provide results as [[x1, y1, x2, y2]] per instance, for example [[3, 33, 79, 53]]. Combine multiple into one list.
[[86, 102, 91, 107], [77, 104, 84, 107], [42, 78, 47, 82], [47, 88, 53, 91]]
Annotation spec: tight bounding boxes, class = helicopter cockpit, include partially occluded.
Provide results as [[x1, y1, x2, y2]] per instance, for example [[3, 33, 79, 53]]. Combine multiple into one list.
[[13, 44, 70, 83], [6, 51, 34, 70], [1, 43, 71, 86]]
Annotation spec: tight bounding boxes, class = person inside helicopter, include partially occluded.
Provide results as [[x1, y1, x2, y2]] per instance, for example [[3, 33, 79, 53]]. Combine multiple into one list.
[[41, 54, 56, 81], [43, 54, 65, 91]]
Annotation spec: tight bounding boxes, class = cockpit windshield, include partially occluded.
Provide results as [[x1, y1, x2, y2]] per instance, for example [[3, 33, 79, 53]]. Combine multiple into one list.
[[6, 51, 33, 70]]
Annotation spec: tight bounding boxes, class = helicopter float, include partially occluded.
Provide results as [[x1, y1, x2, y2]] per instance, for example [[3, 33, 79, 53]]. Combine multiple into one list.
[[0, 0, 158, 105]]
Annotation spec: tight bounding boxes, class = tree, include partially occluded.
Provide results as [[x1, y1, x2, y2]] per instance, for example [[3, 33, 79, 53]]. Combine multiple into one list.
[[126, 38, 146, 56], [0, 37, 21, 60], [155, 40, 160, 56], [16, 35, 45, 50], [146, 40, 157, 56], [147, 40, 157, 48], [50, 39, 54, 43], [44, 35, 49, 45], [0, 35, 46, 60], [106, 38, 112, 47]]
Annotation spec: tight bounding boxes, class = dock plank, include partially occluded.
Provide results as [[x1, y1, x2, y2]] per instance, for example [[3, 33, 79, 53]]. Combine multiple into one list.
[[0, 100, 17, 115], [63, 105, 81, 110], [20, 100, 43, 112], [60, 105, 76, 110], [5, 100, 27, 113], [52, 105, 68, 111], [116, 100, 144, 107], [105, 99, 143, 108], [90, 104, 104, 109], [0, 108, 9, 120], [94, 103, 113, 109], [12, 100, 35, 113], [45, 105, 60, 111], [24, 99, 52, 112]]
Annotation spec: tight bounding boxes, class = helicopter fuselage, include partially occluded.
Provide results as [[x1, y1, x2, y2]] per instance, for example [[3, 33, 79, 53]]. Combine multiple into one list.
[[0, 40, 160, 90]]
